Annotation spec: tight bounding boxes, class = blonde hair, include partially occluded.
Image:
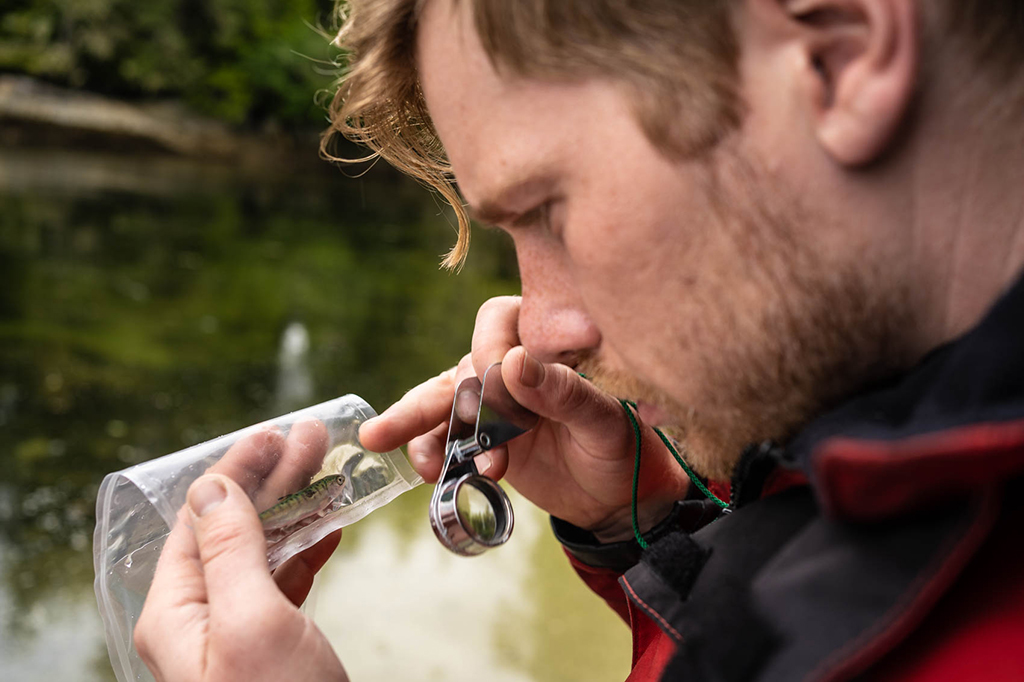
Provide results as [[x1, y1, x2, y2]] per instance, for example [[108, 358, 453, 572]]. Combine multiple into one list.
[[321, 0, 740, 269], [321, 0, 1024, 269]]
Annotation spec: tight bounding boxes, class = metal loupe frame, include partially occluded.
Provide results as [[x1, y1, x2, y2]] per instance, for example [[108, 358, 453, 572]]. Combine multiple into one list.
[[428, 363, 535, 556]]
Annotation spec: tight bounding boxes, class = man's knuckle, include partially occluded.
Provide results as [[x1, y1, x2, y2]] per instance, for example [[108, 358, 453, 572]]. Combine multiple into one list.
[[562, 373, 592, 413], [476, 295, 520, 325], [476, 296, 503, 319], [435, 366, 457, 386], [200, 520, 248, 562]]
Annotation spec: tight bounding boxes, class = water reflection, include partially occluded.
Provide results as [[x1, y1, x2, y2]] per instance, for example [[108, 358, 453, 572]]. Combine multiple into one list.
[[275, 321, 314, 412], [0, 148, 627, 681], [319, 490, 539, 682], [0, 560, 110, 682], [318, 487, 629, 682]]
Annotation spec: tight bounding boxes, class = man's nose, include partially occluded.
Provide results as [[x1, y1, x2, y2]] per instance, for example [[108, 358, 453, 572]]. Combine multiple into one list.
[[517, 272, 601, 367], [519, 302, 601, 366]]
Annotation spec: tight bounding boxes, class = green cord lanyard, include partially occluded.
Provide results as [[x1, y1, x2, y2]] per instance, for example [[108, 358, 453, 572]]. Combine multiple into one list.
[[576, 373, 730, 548], [618, 399, 730, 549]]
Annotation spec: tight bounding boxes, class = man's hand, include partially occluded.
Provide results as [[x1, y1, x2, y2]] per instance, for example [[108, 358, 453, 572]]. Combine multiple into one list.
[[359, 296, 689, 541], [135, 424, 349, 682]]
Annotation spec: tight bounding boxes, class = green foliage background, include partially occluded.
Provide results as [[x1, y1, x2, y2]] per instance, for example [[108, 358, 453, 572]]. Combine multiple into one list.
[[0, 0, 636, 672], [0, 0, 340, 126]]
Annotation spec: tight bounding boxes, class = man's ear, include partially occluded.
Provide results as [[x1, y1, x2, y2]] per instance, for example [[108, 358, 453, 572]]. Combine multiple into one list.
[[785, 0, 918, 166]]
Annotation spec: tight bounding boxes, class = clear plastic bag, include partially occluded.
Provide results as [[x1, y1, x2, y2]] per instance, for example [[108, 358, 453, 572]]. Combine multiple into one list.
[[92, 394, 421, 682]]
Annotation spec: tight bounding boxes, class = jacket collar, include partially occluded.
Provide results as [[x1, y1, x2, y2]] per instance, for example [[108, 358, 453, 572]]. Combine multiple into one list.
[[786, 270, 1024, 520]]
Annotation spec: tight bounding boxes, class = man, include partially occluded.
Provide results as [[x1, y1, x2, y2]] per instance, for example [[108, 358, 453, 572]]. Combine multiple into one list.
[[134, 0, 1024, 680]]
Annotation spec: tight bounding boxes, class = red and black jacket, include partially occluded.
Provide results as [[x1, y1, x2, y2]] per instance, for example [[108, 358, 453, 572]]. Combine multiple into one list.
[[553, 274, 1024, 681]]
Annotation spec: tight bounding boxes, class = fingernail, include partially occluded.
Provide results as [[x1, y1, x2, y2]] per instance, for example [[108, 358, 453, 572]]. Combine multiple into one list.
[[188, 476, 226, 517], [520, 351, 545, 388], [477, 453, 492, 474]]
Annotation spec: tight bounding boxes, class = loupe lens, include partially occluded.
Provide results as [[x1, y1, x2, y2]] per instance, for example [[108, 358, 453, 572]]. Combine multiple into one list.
[[430, 474, 513, 555], [456, 478, 499, 541], [453, 476, 512, 547]]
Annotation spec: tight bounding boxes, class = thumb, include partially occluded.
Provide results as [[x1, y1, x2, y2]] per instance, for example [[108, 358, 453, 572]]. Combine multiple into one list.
[[501, 346, 627, 442], [187, 474, 280, 618]]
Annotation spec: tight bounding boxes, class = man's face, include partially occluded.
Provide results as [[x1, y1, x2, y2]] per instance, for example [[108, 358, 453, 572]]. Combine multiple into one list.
[[417, 0, 910, 479]]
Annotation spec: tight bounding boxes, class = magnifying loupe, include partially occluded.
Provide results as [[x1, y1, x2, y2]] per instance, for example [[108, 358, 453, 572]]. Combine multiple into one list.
[[429, 362, 538, 555]]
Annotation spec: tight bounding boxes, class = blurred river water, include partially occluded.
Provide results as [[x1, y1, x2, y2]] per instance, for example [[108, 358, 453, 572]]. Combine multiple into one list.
[[0, 147, 629, 681]]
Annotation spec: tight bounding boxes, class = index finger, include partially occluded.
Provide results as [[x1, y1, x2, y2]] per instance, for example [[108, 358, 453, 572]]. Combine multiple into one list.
[[471, 296, 522, 379], [208, 426, 287, 496], [256, 419, 330, 508], [358, 366, 458, 453]]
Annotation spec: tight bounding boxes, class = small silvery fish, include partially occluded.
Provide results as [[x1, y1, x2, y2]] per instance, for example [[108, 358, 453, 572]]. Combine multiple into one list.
[[258, 474, 347, 532]]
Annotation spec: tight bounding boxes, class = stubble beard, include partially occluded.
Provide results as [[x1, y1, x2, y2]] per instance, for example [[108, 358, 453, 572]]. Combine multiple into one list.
[[578, 145, 915, 482]]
